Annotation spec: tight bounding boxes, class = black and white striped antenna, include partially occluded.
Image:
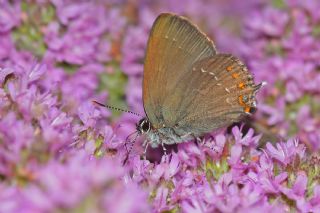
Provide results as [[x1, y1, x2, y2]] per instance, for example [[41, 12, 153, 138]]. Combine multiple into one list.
[[92, 100, 142, 117]]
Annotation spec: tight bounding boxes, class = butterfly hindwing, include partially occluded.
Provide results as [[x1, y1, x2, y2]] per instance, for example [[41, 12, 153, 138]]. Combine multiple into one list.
[[163, 54, 261, 137]]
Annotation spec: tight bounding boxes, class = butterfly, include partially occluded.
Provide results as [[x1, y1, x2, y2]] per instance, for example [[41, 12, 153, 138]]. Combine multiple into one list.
[[134, 13, 264, 149], [94, 13, 264, 161]]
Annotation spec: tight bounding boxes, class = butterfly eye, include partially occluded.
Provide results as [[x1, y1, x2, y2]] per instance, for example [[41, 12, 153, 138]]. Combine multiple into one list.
[[138, 118, 151, 133], [142, 120, 151, 132]]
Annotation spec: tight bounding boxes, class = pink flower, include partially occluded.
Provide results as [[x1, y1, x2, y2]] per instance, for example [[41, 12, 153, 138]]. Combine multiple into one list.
[[264, 139, 305, 166]]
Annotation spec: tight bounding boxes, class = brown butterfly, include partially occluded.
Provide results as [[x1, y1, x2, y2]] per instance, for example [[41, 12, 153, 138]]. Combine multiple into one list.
[[94, 13, 264, 161], [137, 13, 264, 148]]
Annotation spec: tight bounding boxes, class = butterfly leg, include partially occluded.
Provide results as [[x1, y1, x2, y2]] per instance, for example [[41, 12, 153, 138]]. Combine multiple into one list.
[[197, 136, 205, 146], [191, 135, 204, 146], [143, 140, 149, 160], [161, 142, 167, 156], [123, 131, 140, 165]]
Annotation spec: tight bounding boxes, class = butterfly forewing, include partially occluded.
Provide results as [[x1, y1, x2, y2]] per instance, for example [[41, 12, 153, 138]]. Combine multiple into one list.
[[165, 54, 260, 137], [143, 13, 217, 129]]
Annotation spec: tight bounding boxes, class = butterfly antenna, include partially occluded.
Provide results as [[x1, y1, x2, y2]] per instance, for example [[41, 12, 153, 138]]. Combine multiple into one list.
[[123, 131, 140, 165], [92, 100, 142, 117]]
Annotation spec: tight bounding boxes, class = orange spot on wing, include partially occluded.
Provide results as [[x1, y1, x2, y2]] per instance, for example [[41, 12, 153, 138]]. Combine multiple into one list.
[[226, 66, 233, 71], [232, 73, 239, 79], [238, 82, 245, 89], [238, 95, 245, 106], [239, 95, 251, 113]]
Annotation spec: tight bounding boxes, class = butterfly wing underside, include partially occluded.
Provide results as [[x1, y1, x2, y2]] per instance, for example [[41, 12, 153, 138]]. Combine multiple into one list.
[[164, 54, 261, 137], [143, 13, 217, 129]]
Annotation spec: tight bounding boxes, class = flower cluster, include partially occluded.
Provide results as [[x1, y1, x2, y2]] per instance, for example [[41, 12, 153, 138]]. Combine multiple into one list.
[[239, 0, 320, 150], [128, 127, 320, 212], [0, 0, 319, 212], [0, 62, 149, 212]]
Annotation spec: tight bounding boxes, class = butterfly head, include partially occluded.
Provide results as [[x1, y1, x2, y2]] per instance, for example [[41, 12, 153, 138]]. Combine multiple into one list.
[[137, 118, 151, 134]]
